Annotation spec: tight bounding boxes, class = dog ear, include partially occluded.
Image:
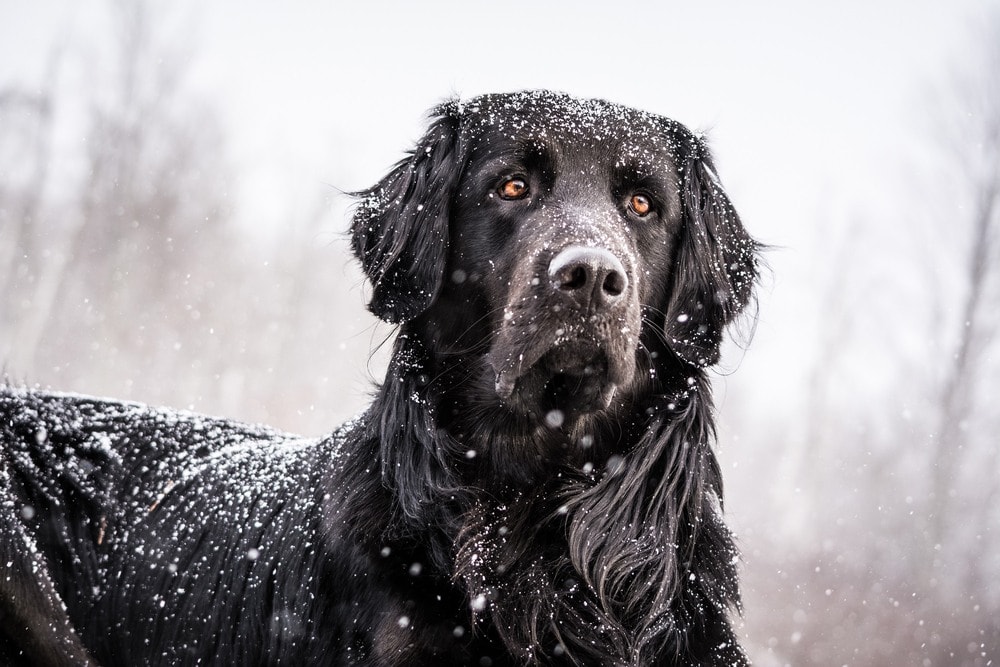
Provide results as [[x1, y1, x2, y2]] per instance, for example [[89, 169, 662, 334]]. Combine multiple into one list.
[[351, 102, 466, 323], [664, 135, 759, 367]]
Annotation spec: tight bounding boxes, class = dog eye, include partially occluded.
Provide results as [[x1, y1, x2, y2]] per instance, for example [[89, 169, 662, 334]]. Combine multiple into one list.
[[498, 177, 530, 200], [628, 193, 653, 217]]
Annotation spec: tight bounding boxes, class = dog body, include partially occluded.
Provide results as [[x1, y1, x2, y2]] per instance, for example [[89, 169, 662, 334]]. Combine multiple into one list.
[[1, 91, 758, 665]]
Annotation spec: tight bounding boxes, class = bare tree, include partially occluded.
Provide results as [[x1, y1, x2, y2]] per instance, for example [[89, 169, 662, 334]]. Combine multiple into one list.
[[735, 13, 1000, 667], [1, 1, 235, 398], [927, 15, 1000, 554], [1, 0, 379, 433], [0, 48, 61, 363]]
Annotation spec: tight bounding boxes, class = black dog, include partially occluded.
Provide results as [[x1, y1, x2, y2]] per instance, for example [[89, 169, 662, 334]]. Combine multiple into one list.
[[0, 91, 759, 666]]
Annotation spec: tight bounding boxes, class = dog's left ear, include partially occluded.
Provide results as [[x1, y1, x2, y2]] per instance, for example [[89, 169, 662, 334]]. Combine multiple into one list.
[[351, 102, 466, 323], [664, 134, 759, 367]]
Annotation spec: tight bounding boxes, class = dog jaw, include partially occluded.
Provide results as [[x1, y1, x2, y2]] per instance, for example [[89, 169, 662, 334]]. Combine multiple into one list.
[[487, 300, 639, 419]]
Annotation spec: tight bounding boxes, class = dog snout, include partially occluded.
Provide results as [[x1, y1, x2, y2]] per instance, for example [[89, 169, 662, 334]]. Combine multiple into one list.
[[548, 246, 628, 310]]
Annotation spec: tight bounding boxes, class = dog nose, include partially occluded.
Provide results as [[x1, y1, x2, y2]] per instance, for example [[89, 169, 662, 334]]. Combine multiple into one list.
[[548, 246, 628, 308]]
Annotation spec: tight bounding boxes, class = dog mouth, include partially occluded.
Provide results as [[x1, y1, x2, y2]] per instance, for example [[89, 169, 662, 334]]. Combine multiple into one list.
[[540, 348, 620, 413], [491, 334, 633, 417]]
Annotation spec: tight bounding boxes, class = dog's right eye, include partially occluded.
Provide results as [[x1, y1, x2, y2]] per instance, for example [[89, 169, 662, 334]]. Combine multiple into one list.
[[498, 177, 530, 200], [628, 193, 653, 217]]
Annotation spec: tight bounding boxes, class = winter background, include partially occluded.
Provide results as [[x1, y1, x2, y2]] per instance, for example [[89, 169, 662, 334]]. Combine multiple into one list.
[[2, 1, 999, 664]]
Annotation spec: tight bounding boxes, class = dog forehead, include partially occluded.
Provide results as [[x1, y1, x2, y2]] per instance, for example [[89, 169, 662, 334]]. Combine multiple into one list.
[[459, 91, 684, 169]]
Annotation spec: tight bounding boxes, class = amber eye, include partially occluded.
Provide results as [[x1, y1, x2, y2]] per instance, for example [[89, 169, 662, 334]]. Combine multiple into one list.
[[629, 193, 653, 217], [499, 177, 530, 200]]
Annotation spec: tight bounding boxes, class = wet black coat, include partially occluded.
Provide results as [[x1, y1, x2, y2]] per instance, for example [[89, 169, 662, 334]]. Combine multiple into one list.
[[0, 91, 759, 666]]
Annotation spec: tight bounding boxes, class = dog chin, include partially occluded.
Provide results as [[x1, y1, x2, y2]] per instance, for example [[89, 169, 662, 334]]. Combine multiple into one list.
[[493, 344, 633, 420]]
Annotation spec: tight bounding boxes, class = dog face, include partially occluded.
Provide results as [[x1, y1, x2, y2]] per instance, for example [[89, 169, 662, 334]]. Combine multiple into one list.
[[353, 91, 756, 422], [445, 94, 682, 418]]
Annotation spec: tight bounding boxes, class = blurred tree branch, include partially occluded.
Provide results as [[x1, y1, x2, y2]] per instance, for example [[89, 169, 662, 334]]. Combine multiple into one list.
[[0, 48, 60, 358], [928, 14, 1000, 554]]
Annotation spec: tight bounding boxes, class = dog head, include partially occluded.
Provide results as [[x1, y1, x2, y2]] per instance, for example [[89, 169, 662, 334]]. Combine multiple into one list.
[[353, 91, 757, 420]]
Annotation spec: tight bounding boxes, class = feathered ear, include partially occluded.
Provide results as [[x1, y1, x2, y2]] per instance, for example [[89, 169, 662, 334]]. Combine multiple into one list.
[[664, 134, 759, 367], [351, 102, 466, 323]]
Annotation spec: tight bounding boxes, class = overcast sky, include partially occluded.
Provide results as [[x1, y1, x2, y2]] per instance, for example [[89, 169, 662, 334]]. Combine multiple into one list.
[[3, 0, 991, 232]]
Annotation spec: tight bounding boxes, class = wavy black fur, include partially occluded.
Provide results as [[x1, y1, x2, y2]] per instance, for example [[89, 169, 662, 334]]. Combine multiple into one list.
[[1, 91, 758, 666]]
